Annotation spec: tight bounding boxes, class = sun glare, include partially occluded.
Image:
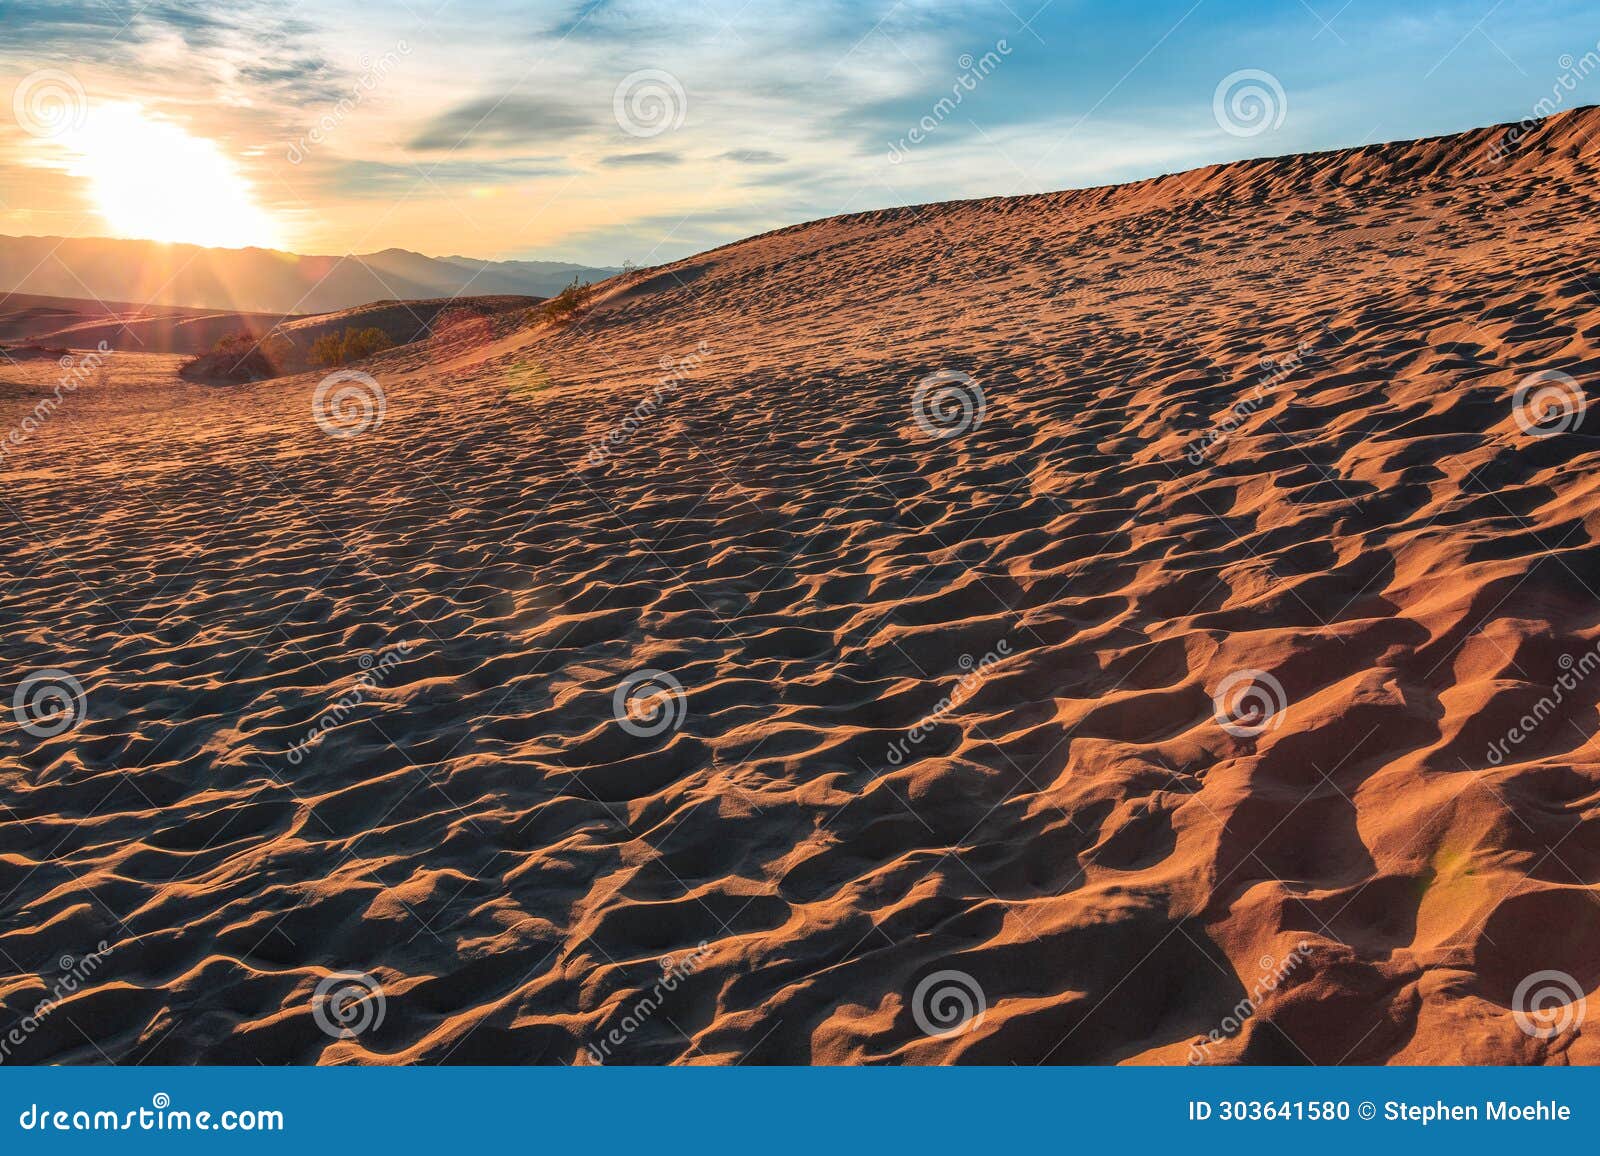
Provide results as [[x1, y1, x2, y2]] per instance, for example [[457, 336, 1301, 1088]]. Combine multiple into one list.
[[59, 103, 283, 250]]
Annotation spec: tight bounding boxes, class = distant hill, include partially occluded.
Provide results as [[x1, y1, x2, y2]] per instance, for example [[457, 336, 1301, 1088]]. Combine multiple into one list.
[[176, 295, 539, 382], [0, 234, 619, 314], [0, 291, 288, 355], [0, 290, 539, 368]]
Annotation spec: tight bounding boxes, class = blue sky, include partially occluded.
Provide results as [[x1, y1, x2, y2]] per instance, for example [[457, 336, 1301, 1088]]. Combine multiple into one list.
[[0, 0, 1594, 264]]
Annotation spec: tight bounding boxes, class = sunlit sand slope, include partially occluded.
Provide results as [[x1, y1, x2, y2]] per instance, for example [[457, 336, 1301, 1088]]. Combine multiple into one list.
[[3, 107, 1600, 1064]]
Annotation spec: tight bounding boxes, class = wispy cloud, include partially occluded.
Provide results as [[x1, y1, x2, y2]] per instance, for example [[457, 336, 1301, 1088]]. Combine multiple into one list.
[[718, 148, 785, 165], [599, 150, 682, 167], [329, 157, 573, 195], [408, 97, 600, 152]]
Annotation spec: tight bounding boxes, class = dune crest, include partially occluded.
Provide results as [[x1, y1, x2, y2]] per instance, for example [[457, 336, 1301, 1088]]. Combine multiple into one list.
[[4, 107, 1600, 1065]]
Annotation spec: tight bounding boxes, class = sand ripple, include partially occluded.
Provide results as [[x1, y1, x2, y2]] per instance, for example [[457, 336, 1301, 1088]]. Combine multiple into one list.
[[4, 109, 1600, 1064]]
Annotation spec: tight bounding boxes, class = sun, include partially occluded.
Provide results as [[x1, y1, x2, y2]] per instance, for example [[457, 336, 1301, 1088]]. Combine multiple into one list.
[[58, 103, 284, 250]]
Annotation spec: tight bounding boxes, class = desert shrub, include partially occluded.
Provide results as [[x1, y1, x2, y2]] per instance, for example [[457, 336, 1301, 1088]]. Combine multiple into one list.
[[183, 331, 282, 383], [310, 326, 396, 367], [529, 277, 594, 325], [341, 327, 395, 361], [259, 333, 297, 368], [310, 332, 346, 367], [209, 331, 258, 356], [211, 331, 277, 372]]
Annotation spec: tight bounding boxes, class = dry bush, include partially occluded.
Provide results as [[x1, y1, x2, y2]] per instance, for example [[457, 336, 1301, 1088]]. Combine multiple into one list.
[[528, 277, 594, 326], [311, 326, 396, 367]]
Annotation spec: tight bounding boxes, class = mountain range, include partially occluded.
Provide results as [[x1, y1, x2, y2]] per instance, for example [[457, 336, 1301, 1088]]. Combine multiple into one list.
[[0, 233, 619, 314]]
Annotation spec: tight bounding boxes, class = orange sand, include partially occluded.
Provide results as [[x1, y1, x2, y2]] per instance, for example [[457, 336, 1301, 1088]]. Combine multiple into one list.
[[3, 107, 1600, 1064]]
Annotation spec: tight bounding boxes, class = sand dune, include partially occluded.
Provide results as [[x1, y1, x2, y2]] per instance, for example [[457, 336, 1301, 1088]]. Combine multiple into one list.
[[0, 292, 539, 365], [0, 293, 289, 356], [3, 107, 1600, 1065]]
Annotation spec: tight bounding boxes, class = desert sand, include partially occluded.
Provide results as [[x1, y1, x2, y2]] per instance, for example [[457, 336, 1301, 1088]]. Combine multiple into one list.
[[3, 106, 1600, 1065]]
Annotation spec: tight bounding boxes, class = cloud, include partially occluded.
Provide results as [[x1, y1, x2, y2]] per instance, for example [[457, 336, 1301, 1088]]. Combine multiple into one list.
[[600, 151, 682, 167], [326, 157, 573, 196], [0, 0, 345, 111], [718, 148, 785, 165], [407, 96, 600, 152], [0, 0, 123, 42], [543, 0, 712, 44]]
